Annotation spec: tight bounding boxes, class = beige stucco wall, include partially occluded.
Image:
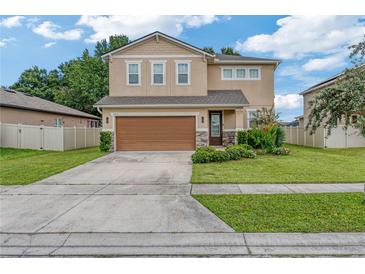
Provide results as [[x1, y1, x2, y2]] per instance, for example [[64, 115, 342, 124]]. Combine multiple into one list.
[[109, 37, 208, 97], [0, 107, 96, 127], [207, 64, 275, 108], [101, 107, 245, 131]]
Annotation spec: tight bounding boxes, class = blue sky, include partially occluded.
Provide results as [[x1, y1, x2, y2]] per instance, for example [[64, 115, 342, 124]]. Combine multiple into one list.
[[1, 15, 364, 121]]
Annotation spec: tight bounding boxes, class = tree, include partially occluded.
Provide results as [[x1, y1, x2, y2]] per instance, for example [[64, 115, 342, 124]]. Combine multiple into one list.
[[10, 66, 61, 101], [306, 36, 365, 138], [202, 47, 215, 55], [252, 106, 279, 129], [220, 47, 241, 56], [55, 49, 109, 115], [94, 34, 129, 57], [10, 34, 130, 116]]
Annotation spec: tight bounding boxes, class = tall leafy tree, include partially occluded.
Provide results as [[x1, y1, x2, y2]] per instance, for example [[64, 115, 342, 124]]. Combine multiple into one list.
[[220, 47, 241, 56], [202, 47, 215, 55], [94, 34, 129, 57], [10, 34, 130, 116], [54, 49, 109, 115], [10, 66, 61, 101], [306, 37, 365, 138]]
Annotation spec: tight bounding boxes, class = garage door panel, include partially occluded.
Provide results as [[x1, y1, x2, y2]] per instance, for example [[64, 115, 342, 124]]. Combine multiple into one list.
[[116, 116, 196, 151]]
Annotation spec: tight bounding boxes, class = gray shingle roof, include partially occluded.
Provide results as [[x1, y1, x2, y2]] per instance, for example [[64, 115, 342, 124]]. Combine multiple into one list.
[[0, 88, 99, 119], [214, 54, 280, 63], [94, 90, 249, 107]]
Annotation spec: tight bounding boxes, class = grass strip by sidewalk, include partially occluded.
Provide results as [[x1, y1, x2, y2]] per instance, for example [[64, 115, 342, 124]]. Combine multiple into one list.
[[192, 144, 365, 184], [194, 192, 365, 233], [0, 147, 108, 185]]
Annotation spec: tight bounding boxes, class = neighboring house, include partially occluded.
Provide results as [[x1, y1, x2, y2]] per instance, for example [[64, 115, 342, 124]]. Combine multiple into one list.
[[284, 70, 365, 148], [94, 31, 280, 151], [0, 88, 99, 127]]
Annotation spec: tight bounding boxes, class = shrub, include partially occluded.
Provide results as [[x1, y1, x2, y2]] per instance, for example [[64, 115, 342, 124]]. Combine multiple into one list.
[[237, 130, 249, 145], [243, 149, 257, 159], [271, 147, 290, 156], [275, 127, 286, 147], [225, 145, 248, 160], [237, 126, 285, 150], [191, 150, 211, 163], [196, 146, 216, 153], [99, 131, 112, 152], [210, 150, 231, 162]]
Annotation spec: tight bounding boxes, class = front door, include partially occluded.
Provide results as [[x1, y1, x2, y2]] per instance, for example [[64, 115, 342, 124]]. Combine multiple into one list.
[[209, 111, 222, 146]]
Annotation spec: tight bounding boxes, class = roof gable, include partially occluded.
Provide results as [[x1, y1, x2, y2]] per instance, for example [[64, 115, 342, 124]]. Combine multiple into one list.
[[102, 31, 214, 58]]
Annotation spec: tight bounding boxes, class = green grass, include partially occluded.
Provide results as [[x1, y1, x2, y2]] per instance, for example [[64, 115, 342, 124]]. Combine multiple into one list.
[[192, 144, 365, 184], [0, 147, 108, 185], [194, 192, 365, 232]]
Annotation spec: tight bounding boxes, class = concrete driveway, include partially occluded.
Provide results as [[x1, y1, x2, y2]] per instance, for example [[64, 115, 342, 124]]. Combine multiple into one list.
[[0, 152, 233, 234]]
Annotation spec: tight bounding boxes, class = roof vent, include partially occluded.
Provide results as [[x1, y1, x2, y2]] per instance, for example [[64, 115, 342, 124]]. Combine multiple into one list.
[[23, 93, 33, 97]]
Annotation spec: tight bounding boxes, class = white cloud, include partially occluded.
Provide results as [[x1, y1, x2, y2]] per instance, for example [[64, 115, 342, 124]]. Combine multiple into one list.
[[43, 41, 56, 48], [77, 15, 219, 43], [32, 21, 83, 40], [235, 16, 365, 59], [182, 15, 218, 28], [302, 51, 348, 71], [0, 37, 16, 48], [275, 94, 303, 110], [0, 16, 24, 28]]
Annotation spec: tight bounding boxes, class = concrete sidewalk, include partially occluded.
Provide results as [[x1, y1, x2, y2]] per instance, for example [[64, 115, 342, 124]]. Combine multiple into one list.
[[1, 232, 364, 257], [192, 183, 364, 195]]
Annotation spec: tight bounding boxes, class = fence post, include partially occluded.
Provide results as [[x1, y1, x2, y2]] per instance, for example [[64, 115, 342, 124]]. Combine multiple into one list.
[[84, 126, 87, 148], [40, 126, 44, 150], [61, 126, 64, 151], [296, 126, 299, 145], [17, 124, 21, 148], [74, 126, 77, 149], [323, 127, 327, 148]]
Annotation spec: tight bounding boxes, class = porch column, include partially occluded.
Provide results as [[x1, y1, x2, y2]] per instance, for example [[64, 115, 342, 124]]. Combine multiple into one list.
[[235, 108, 244, 130]]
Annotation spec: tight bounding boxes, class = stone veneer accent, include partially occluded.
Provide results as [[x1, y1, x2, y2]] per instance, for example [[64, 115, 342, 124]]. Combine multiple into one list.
[[196, 130, 209, 147], [222, 130, 236, 146]]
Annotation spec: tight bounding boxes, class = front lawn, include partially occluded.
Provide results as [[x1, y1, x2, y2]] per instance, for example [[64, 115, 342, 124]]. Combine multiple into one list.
[[194, 192, 365, 232], [192, 144, 365, 184], [0, 147, 108, 185]]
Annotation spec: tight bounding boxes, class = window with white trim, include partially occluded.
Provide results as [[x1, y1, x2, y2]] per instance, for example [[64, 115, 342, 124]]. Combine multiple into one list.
[[249, 68, 259, 79], [176, 62, 190, 85], [127, 63, 141, 85], [152, 62, 165, 85], [221, 67, 261, 80], [247, 110, 258, 129], [222, 68, 233, 79]]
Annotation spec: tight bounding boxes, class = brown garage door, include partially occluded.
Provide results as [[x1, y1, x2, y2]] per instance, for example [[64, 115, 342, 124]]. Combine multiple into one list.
[[115, 116, 196, 151]]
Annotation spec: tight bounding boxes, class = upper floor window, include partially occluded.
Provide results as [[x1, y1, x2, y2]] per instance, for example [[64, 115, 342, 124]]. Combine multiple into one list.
[[221, 67, 261, 80], [126, 62, 141, 86], [249, 68, 259, 79], [176, 61, 191, 85], [151, 61, 166, 85], [222, 68, 233, 79]]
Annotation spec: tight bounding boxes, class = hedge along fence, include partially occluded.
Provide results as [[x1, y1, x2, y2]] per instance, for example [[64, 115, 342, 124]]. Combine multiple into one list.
[[0, 122, 101, 151]]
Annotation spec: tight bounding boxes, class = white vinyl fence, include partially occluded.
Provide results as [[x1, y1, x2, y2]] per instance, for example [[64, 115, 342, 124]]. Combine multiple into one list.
[[0, 123, 101, 151], [283, 126, 365, 148]]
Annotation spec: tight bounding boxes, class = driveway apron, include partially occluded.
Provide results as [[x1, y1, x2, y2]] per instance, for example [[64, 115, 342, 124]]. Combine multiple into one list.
[[0, 152, 233, 233]]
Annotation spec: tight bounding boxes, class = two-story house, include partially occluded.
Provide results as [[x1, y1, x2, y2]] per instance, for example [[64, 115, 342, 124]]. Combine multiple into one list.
[[94, 31, 280, 151]]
